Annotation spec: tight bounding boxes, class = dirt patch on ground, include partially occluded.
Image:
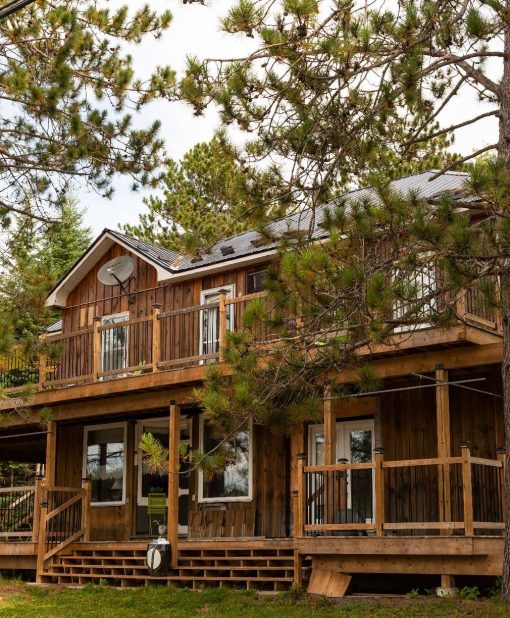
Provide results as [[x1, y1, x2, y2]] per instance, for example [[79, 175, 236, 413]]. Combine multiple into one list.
[[0, 583, 26, 603]]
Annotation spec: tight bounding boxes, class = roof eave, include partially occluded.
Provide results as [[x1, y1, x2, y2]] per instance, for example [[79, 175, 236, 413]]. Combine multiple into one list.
[[45, 230, 172, 308]]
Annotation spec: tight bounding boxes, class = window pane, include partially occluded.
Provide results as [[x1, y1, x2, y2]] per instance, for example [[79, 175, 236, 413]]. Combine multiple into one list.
[[141, 425, 169, 498], [313, 432, 325, 466], [349, 430, 373, 520], [202, 423, 250, 499], [247, 270, 266, 294], [350, 430, 372, 463], [86, 426, 125, 503]]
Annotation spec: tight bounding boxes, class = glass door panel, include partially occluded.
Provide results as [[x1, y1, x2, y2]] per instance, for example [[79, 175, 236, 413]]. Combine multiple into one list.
[[137, 418, 192, 535], [199, 285, 234, 358]]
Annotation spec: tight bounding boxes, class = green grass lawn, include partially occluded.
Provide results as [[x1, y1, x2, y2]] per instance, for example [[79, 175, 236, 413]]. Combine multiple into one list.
[[0, 582, 510, 618]]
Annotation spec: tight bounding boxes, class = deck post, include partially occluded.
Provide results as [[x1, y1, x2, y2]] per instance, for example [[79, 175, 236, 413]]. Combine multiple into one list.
[[374, 448, 385, 537], [218, 290, 227, 362], [152, 304, 161, 372], [435, 367, 452, 529], [461, 441, 474, 536], [497, 447, 506, 520], [296, 452, 307, 539], [38, 337, 47, 391], [81, 479, 92, 542], [92, 316, 101, 382], [323, 382, 336, 524], [35, 483, 48, 583], [324, 382, 336, 466], [45, 420, 57, 487], [32, 475, 43, 543], [168, 401, 180, 568]]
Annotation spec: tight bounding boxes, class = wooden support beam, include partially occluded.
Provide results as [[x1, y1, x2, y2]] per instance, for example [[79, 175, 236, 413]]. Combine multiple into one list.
[[290, 424, 305, 538], [32, 476, 42, 543], [461, 442, 474, 536], [35, 484, 48, 582], [82, 479, 92, 542], [45, 420, 57, 486], [218, 291, 227, 362], [324, 383, 335, 466], [374, 448, 385, 537], [323, 383, 336, 524], [435, 368, 452, 530], [497, 447, 506, 517], [296, 453, 306, 539], [168, 401, 180, 567], [328, 342, 502, 385]]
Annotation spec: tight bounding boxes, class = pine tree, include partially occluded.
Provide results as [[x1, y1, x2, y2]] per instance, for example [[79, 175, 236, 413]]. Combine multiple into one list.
[[0, 196, 92, 348], [124, 133, 287, 254], [179, 1, 510, 597], [0, 1, 174, 226]]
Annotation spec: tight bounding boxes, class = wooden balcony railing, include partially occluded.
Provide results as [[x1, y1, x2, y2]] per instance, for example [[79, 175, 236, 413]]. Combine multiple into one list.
[[298, 444, 505, 538], [37, 291, 270, 390], [0, 283, 502, 394]]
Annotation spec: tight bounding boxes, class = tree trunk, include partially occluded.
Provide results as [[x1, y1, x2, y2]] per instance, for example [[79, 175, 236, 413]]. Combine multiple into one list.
[[499, 6, 510, 167], [501, 273, 510, 601], [499, 2, 510, 602]]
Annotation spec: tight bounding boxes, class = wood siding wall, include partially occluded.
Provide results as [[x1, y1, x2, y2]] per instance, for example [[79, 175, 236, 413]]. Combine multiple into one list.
[[55, 413, 288, 541], [63, 243, 269, 331]]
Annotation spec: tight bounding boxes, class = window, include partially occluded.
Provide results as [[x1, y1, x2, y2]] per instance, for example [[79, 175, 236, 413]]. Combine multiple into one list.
[[199, 285, 235, 358], [101, 312, 129, 378], [247, 269, 267, 294], [199, 417, 252, 502], [83, 423, 126, 505]]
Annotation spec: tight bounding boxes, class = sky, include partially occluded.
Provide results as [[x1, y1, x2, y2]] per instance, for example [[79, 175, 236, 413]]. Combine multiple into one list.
[[79, 1, 500, 237]]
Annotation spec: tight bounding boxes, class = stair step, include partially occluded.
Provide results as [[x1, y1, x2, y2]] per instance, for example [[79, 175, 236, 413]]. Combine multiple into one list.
[[44, 571, 294, 583]]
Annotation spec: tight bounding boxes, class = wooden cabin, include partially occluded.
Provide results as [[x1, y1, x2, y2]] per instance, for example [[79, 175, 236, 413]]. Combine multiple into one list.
[[0, 171, 506, 596]]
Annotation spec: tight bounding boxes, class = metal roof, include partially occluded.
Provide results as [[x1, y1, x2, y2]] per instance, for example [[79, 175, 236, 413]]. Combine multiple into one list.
[[47, 170, 472, 306], [43, 319, 62, 334], [113, 170, 469, 274]]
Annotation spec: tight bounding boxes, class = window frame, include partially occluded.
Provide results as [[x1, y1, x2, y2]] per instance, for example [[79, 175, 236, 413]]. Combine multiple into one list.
[[198, 415, 253, 503], [199, 284, 235, 358], [82, 421, 127, 507], [246, 269, 268, 294], [100, 311, 130, 378]]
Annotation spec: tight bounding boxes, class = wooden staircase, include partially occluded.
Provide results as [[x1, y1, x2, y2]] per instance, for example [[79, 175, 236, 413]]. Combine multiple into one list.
[[39, 540, 309, 591]]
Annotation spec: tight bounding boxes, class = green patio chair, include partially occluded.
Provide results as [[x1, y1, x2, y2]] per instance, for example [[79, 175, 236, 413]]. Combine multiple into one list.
[[147, 493, 166, 536]]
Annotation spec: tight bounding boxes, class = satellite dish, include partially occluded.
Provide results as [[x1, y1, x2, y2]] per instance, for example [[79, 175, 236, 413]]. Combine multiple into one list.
[[97, 256, 135, 304], [98, 256, 134, 286]]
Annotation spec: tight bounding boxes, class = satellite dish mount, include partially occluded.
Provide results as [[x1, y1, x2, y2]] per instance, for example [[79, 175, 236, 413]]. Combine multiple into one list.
[[97, 256, 136, 305]]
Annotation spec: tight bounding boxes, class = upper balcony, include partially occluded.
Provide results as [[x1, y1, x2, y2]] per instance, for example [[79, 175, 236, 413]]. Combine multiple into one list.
[[0, 284, 503, 408]]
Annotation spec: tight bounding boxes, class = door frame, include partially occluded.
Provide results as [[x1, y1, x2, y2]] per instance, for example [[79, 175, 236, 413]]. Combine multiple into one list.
[[199, 284, 235, 357], [308, 419, 375, 522], [100, 311, 130, 378], [135, 416, 192, 535]]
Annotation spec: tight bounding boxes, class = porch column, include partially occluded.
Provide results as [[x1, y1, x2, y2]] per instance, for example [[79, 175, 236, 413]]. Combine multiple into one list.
[[435, 367, 455, 594], [435, 367, 452, 525], [323, 382, 339, 523], [168, 400, 180, 568], [323, 382, 335, 465], [45, 420, 57, 486]]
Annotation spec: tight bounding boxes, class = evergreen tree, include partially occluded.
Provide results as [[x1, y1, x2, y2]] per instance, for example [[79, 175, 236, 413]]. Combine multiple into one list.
[[0, 1, 174, 227], [124, 133, 287, 254], [179, 0, 510, 597], [0, 196, 92, 348]]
